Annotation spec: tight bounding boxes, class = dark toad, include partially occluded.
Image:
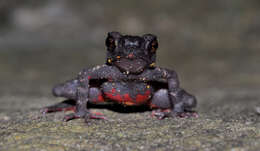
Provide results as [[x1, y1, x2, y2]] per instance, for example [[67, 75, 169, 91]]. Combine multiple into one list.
[[42, 32, 197, 122]]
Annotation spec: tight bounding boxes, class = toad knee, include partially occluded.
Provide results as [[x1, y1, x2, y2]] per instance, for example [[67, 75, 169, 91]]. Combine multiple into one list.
[[183, 94, 197, 108], [52, 85, 63, 97]]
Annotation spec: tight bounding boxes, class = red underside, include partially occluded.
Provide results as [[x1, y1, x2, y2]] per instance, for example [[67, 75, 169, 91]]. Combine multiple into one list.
[[101, 88, 151, 105]]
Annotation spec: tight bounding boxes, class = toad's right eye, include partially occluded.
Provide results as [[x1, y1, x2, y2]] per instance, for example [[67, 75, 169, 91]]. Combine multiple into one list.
[[105, 36, 116, 51]]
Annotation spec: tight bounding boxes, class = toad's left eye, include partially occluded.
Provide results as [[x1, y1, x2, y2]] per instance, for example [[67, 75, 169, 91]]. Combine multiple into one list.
[[149, 40, 158, 53], [105, 36, 116, 51]]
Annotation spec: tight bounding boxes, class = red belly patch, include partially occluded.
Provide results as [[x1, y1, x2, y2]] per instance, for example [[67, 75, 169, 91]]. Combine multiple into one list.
[[104, 88, 151, 105], [97, 94, 105, 102]]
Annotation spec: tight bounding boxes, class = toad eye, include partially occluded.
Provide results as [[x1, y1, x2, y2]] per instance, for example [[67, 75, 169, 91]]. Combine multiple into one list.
[[149, 40, 158, 53], [105, 36, 116, 51]]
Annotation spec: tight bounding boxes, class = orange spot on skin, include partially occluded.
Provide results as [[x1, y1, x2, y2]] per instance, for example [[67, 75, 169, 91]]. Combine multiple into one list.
[[123, 94, 135, 105], [124, 101, 135, 106]]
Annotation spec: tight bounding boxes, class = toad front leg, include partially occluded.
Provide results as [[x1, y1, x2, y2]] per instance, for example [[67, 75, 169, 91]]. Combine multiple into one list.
[[62, 68, 95, 122], [166, 70, 197, 118], [64, 65, 123, 122]]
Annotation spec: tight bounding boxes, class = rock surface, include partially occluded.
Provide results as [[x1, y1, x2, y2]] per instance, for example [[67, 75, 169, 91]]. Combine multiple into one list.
[[0, 88, 260, 151]]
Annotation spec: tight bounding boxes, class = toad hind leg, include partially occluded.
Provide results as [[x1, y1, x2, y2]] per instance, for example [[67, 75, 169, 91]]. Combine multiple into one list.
[[41, 79, 79, 113], [52, 79, 79, 100], [46, 79, 105, 116], [42, 77, 107, 120], [150, 89, 198, 119]]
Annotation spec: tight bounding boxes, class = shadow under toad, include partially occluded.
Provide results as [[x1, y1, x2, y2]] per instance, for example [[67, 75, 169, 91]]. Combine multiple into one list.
[[44, 99, 151, 114]]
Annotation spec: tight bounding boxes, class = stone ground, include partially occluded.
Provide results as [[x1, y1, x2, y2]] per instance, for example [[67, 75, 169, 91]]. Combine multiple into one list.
[[0, 1, 260, 151]]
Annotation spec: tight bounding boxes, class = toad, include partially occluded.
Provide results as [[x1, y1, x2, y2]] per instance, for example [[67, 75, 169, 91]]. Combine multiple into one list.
[[42, 32, 197, 122]]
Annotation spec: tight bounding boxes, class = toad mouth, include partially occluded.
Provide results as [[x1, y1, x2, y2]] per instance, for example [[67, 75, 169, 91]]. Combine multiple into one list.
[[115, 58, 147, 74]]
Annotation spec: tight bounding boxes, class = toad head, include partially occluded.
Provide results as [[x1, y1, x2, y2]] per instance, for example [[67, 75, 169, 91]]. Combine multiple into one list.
[[105, 31, 158, 74]]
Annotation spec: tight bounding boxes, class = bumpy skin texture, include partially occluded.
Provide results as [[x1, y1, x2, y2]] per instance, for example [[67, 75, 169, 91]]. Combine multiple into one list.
[[44, 32, 197, 122]]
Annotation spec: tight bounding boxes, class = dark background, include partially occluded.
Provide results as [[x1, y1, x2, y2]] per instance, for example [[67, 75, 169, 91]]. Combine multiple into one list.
[[0, 1, 260, 151]]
